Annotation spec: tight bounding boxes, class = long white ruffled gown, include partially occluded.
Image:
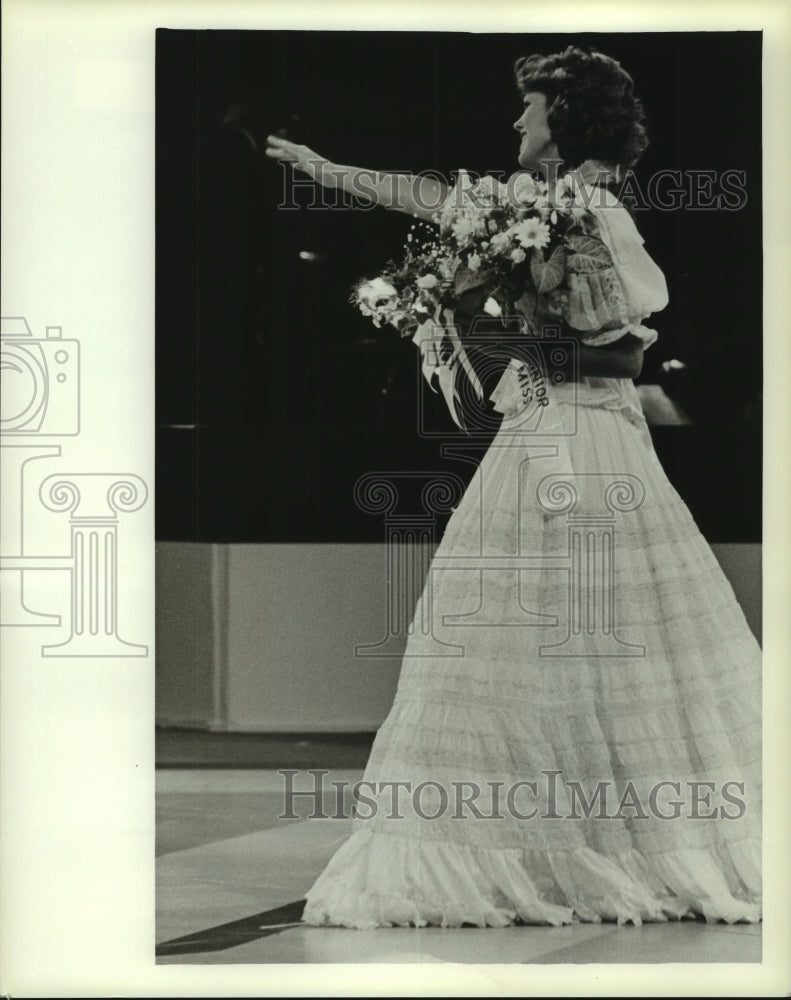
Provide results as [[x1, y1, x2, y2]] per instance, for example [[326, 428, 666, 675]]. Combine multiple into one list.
[[302, 190, 762, 928]]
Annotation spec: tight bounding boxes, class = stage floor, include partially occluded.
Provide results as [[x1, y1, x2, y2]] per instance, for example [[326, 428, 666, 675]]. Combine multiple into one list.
[[156, 769, 761, 965]]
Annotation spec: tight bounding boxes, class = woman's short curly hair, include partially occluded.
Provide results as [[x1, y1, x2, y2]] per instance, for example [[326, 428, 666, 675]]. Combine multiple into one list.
[[514, 46, 648, 171]]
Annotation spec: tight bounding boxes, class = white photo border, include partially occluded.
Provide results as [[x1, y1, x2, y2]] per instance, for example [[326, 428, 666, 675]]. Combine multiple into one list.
[[1, 0, 790, 996]]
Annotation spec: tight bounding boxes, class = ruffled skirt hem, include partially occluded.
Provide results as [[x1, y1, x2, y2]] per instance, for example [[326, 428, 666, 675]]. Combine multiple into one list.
[[302, 831, 761, 930]]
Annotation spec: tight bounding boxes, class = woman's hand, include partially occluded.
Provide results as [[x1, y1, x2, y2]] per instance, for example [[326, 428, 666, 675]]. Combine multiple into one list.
[[265, 135, 327, 183], [578, 332, 644, 380], [511, 329, 644, 382]]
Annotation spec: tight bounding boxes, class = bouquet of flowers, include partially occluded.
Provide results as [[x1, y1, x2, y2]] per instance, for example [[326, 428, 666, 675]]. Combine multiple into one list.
[[351, 169, 620, 429]]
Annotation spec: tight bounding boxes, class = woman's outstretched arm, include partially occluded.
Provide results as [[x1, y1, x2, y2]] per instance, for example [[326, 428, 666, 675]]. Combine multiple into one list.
[[265, 135, 448, 222]]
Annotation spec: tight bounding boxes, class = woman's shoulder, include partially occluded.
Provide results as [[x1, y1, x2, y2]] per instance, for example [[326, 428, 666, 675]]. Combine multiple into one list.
[[571, 185, 644, 248]]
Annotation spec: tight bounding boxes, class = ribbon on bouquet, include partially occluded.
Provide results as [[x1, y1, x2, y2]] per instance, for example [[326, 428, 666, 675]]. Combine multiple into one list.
[[411, 307, 484, 432]]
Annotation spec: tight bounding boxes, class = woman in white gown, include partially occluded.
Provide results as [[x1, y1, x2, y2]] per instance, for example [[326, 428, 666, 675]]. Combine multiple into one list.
[[266, 45, 761, 928]]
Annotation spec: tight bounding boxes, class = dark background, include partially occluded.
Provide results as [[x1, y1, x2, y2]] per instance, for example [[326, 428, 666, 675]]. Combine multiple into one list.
[[156, 30, 762, 543]]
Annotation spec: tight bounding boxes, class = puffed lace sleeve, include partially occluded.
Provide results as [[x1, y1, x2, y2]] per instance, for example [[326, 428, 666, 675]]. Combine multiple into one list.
[[567, 189, 669, 349]]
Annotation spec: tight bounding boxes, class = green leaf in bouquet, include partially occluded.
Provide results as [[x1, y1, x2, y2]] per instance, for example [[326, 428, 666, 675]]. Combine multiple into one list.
[[565, 234, 614, 273], [529, 244, 566, 293], [453, 264, 494, 297]]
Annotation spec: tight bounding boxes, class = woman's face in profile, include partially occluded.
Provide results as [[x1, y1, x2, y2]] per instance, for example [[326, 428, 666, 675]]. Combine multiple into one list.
[[513, 91, 558, 171]]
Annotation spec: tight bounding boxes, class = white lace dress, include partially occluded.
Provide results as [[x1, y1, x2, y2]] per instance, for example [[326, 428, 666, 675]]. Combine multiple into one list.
[[302, 192, 762, 928]]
